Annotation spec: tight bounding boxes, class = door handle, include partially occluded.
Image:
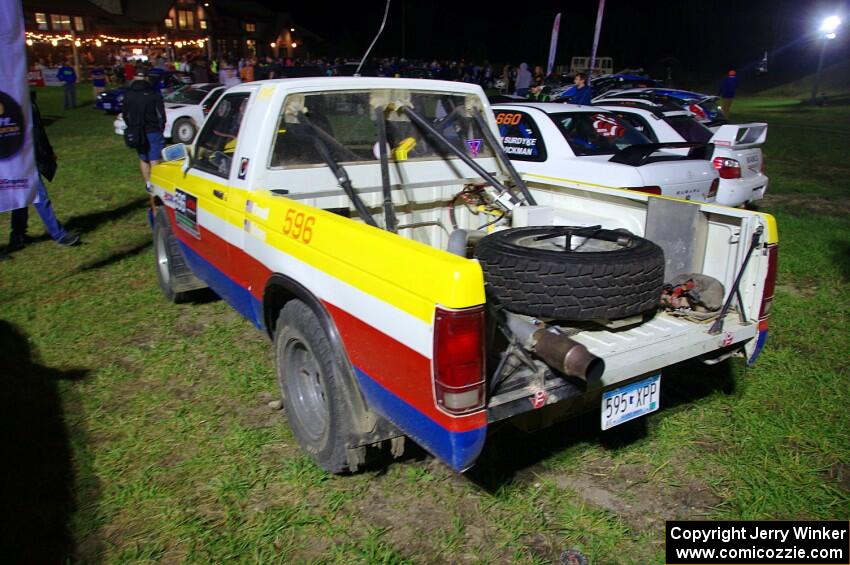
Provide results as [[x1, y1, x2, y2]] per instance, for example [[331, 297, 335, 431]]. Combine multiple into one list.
[[213, 190, 225, 200]]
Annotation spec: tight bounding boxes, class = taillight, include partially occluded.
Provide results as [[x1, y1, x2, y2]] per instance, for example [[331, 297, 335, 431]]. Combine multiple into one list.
[[433, 306, 486, 415], [713, 157, 742, 179], [708, 178, 719, 199], [758, 244, 778, 328], [628, 186, 662, 195], [689, 103, 707, 120]]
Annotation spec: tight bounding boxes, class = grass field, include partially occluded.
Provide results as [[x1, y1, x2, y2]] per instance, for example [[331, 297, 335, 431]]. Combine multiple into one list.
[[1, 86, 848, 564]]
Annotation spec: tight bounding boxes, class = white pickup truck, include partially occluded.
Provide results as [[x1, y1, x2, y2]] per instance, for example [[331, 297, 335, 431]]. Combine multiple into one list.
[[492, 102, 719, 201], [148, 77, 778, 473]]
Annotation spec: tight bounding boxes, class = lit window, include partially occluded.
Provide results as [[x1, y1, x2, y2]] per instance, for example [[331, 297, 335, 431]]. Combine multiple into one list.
[[35, 13, 48, 30], [164, 17, 174, 29], [244, 22, 256, 32], [74, 16, 84, 31], [178, 10, 194, 30], [50, 14, 71, 31], [200, 19, 207, 30]]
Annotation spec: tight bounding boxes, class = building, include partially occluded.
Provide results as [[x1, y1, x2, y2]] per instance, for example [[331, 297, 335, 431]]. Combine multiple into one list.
[[22, 0, 318, 70]]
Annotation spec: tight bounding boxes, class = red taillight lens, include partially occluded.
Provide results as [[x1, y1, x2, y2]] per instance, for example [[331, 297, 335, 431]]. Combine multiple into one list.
[[713, 157, 742, 179], [433, 306, 486, 415], [708, 178, 719, 198], [628, 186, 662, 195], [759, 244, 778, 322], [689, 103, 707, 119]]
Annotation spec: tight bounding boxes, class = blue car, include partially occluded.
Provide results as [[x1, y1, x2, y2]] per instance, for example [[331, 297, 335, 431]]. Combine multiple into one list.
[[96, 70, 193, 114], [550, 74, 658, 103]]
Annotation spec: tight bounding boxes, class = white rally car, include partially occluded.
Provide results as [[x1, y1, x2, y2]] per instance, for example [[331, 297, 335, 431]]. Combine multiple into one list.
[[492, 102, 719, 201], [113, 83, 225, 144], [599, 100, 768, 207]]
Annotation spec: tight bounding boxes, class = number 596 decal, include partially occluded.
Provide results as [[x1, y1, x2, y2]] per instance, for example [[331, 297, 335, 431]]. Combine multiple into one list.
[[283, 209, 315, 243]]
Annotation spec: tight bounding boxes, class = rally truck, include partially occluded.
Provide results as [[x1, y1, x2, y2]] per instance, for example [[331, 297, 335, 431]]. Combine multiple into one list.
[[148, 77, 778, 473]]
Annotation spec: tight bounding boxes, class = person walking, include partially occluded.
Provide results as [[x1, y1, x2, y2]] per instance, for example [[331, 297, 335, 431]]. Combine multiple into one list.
[[515, 63, 532, 97], [56, 59, 77, 109], [6, 92, 80, 253], [719, 69, 737, 118], [122, 72, 166, 190]]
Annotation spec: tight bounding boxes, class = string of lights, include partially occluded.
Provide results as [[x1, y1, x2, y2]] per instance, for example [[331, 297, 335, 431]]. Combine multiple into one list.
[[25, 31, 207, 48]]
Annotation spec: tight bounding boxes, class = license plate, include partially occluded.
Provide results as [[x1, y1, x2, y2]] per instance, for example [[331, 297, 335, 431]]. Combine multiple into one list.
[[601, 374, 660, 430], [102, 103, 111, 109]]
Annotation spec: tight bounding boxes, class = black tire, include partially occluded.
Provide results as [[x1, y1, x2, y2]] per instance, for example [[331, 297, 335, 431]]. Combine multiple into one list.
[[153, 207, 206, 303], [172, 118, 197, 144], [274, 300, 351, 474], [475, 226, 664, 321]]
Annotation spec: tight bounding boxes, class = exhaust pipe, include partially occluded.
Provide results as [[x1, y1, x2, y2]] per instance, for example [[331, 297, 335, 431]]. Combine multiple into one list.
[[505, 313, 605, 383], [532, 329, 605, 384]]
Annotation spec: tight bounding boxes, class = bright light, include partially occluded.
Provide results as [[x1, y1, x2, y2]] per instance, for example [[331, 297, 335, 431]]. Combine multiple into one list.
[[95, 39, 102, 47], [74, 40, 81, 47], [826, 32, 837, 39], [290, 28, 294, 32], [51, 39, 58, 46], [270, 42, 276, 48], [820, 15, 841, 33], [291, 42, 297, 48], [26, 39, 33, 46]]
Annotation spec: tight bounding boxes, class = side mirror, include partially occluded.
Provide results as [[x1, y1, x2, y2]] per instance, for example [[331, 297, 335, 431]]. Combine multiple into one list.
[[161, 143, 187, 162]]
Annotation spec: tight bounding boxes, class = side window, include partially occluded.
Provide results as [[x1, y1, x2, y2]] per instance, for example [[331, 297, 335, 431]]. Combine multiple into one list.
[[193, 93, 250, 178], [613, 112, 658, 142], [201, 88, 225, 115], [494, 110, 547, 162]]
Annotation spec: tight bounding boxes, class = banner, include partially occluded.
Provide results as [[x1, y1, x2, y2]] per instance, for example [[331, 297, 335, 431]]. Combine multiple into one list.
[[0, 0, 38, 213], [546, 13, 561, 77], [588, 0, 606, 79]]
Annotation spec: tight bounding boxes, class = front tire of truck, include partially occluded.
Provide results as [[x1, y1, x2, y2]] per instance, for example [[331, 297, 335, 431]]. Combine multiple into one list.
[[153, 207, 206, 303], [274, 300, 351, 474]]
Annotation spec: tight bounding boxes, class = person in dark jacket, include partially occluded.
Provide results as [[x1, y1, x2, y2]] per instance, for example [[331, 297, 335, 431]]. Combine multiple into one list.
[[571, 72, 593, 105], [56, 59, 77, 109], [719, 69, 737, 118], [6, 92, 80, 254], [122, 72, 166, 188]]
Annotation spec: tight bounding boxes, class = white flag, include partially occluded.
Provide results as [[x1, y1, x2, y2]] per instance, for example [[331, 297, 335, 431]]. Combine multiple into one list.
[[0, 0, 38, 213], [547, 13, 561, 77]]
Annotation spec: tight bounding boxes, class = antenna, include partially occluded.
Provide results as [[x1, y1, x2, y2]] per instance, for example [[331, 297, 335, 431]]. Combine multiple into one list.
[[355, 0, 392, 77]]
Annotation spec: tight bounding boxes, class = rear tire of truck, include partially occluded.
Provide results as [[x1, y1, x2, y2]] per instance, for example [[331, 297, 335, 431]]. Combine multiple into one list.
[[274, 300, 351, 474], [153, 207, 206, 303], [475, 226, 664, 321]]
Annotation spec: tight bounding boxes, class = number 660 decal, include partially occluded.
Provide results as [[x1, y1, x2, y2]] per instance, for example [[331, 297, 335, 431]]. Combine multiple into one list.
[[283, 209, 315, 243]]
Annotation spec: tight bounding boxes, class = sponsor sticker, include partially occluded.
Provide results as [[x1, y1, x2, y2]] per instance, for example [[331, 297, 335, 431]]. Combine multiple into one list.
[[174, 188, 200, 238], [465, 138, 483, 157], [0, 91, 26, 159]]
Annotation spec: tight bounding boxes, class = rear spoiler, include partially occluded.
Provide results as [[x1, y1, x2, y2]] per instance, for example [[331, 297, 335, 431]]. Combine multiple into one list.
[[710, 123, 768, 149], [609, 142, 713, 167]]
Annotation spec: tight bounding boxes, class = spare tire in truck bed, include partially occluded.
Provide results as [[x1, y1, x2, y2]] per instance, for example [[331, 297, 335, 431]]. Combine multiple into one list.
[[475, 226, 665, 321]]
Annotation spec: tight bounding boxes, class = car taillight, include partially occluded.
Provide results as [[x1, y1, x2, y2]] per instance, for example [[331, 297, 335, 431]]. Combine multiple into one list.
[[433, 306, 486, 415], [627, 186, 662, 195], [713, 157, 742, 179], [689, 103, 707, 120], [708, 178, 719, 199], [758, 244, 778, 330]]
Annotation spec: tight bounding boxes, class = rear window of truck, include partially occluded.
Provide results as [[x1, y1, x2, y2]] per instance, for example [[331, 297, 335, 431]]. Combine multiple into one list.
[[269, 90, 495, 168]]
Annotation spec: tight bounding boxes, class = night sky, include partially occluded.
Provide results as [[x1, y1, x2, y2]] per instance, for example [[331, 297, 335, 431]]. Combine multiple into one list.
[[286, 0, 849, 82]]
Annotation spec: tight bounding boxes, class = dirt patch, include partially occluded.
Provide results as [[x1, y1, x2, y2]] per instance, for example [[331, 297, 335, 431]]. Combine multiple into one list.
[[775, 282, 818, 298], [825, 461, 850, 494], [353, 474, 510, 564], [173, 315, 208, 338], [547, 457, 722, 535], [759, 193, 850, 217]]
